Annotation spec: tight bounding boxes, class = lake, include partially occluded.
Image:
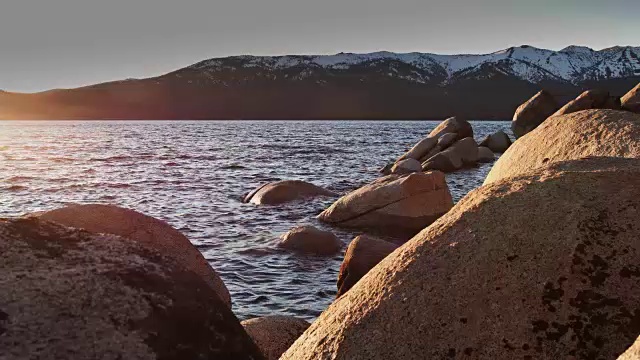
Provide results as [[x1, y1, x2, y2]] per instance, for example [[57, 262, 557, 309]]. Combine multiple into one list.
[[0, 120, 511, 321]]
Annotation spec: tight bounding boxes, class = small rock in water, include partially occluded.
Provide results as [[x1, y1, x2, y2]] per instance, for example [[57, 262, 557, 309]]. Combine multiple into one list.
[[279, 225, 342, 256], [244, 180, 336, 205]]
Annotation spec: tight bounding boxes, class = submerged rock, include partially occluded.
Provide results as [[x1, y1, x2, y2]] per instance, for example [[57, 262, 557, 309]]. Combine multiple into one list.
[[244, 180, 336, 205], [0, 217, 263, 360], [485, 109, 640, 184], [241, 316, 310, 360], [512, 90, 559, 139], [479, 130, 512, 153], [279, 225, 342, 256], [283, 157, 640, 360], [622, 83, 640, 113], [390, 158, 422, 174], [35, 203, 231, 307], [553, 89, 621, 117], [337, 235, 398, 298], [318, 172, 453, 238]]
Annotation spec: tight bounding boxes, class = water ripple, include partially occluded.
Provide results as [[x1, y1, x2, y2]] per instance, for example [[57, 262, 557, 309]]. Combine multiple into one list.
[[0, 119, 511, 321]]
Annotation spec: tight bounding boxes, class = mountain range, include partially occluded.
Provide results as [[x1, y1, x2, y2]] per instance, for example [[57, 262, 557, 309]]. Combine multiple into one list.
[[1, 45, 639, 120]]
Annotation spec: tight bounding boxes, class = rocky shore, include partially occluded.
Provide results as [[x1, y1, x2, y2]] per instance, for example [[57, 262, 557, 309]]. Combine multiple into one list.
[[2, 82, 640, 359]]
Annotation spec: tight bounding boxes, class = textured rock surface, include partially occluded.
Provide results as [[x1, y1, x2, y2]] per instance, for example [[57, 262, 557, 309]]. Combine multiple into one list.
[[422, 137, 479, 173], [477, 146, 495, 163], [428, 116, 473, 140], [618, 336, 640, 360], [0, 217, 263, 360], [244, 180, 336, 205], [241, 316, 310, 360], [337, 235, 398, 298], [390, 158, 422, 174], [279, 225, 342, 256], [553, 89, 621, 117], [622, 83, 640, 113], [479, 130, 512, 153], [486, 109, 640, 184], [318, 172, 453, 238], [283, 157, 640, 360], [36, 204, 232, 307], [512, 90, 559, 138]]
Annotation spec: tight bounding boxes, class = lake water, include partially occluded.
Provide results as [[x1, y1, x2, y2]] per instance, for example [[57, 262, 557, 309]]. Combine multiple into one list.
[[0, 120, 511, 321]]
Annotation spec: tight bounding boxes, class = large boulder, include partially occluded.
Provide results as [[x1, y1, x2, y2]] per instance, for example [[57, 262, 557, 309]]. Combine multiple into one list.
[[336, 235, 398, 298], [241, 316, 310, 360], [622, 83, 640, 113], [318, 172, 453, 238], [244, 180, 336, 205], [390, 158, 422, 175], [422, 137, 479, 173], [0, 217, 263, 360], [512, 90, 559, 138], [35, 204, 232, 307], [485, 109, 640, 184], [436, 132, 459, 150], [479, 130, 512, 153], [283, 157, 640, 360], [428, 116, 473, 140], [553, 89, 621, 117], [279, 225, 342, 256]]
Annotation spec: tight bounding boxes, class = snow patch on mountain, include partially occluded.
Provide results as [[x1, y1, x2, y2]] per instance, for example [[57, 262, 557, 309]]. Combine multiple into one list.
[[189, 45, 640, 85]]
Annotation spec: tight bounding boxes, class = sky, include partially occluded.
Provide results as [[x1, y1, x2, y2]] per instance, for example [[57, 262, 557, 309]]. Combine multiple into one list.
[[1, 0, 638, 93]]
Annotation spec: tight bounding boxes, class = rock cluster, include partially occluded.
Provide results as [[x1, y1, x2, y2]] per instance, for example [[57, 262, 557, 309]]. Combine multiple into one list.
[[486, 109, 640, 184], [510, 82, 640, 139], [283, 156, 640, 360]]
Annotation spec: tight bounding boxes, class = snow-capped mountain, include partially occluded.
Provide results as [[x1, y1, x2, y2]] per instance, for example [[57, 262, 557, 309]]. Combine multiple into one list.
[[2, 45, 639, 120], [187, 45, 640, 85]]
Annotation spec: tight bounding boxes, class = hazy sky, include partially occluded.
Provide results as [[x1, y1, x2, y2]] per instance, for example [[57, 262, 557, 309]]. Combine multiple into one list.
[[1, 0, 638, 92]]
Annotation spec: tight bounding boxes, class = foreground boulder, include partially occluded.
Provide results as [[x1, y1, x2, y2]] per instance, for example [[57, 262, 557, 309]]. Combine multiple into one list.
[[485, 109, 640, 184], [479, 130, 512, 153], [241, 316, 310, 360], [283, 157, 640, 360], [318, 172, 453, 238], [244, 180, 336, 205], [390, 159, 422, 174], [0, 217, 263, 360], [622, 83, 640, 113], [35, 204, 231, 307], [279, 225, 341, 256], [512, 90, 559, 138], [553, 89, 621, 117], [422, 137, 479, 173], [337, 235, 398, 298], [428, 116, 473, 140]]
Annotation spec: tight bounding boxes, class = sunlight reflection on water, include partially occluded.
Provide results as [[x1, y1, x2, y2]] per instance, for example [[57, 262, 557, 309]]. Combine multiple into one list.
[[0, 120, 511, 321]]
